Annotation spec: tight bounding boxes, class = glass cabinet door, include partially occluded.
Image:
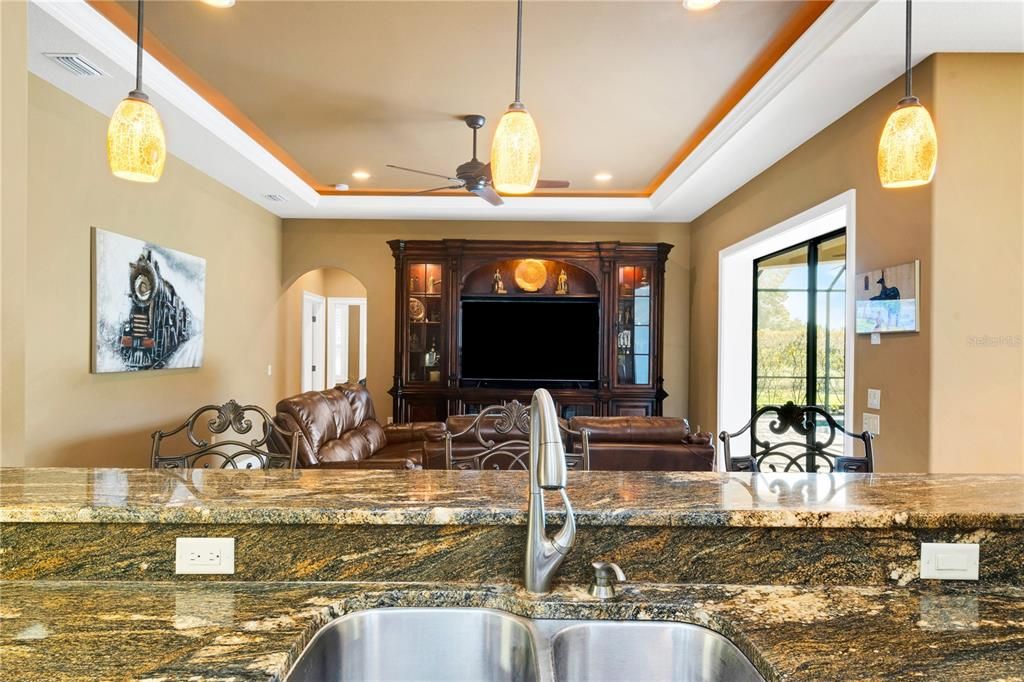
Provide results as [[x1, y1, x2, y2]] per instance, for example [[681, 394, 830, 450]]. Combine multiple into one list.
[[616, 265, 652, 386], [407, 262, 444, 384]]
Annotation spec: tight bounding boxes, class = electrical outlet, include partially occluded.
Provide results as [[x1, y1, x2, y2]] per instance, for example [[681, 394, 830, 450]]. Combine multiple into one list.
[[920, 543, 979, 581], [862, 413, 880, 435], [867, 388, 881, 410], [175, 537, 235, 575], [871, 332, 881, 345]]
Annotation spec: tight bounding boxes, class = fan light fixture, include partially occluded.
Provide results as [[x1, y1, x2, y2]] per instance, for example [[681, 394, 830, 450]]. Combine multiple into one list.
[[683, 0, 720, 10], [878, 0, 937, 189], [107, 0, 166, 183], [200, 0, 236, 7], [490, 0, 541, 195]]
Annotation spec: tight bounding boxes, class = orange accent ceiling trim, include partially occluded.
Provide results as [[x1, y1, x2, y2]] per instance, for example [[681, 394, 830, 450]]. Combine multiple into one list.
[[89, 0, 831, 201], [644, 0, 833, 194]]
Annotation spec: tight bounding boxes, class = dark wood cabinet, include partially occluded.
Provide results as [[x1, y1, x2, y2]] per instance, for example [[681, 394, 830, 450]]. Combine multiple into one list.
[[388, 239, 672, 421]]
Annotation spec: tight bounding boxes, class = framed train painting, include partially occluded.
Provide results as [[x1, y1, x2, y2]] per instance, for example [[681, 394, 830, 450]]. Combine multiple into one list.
[[91, 227, 206, 373]]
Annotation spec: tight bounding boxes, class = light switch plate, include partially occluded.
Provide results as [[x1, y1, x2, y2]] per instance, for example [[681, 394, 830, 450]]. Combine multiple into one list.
[[175, 537, 235, 575], [920, 542, 979, 581], [862, 413, 880, 435], [871, 332, 881, 345], [867, 389, 881, 410]]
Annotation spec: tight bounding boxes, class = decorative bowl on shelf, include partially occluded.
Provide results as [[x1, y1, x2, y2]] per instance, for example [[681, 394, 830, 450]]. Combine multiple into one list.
[[514, 259, 548, 292], [409, 297, 426, 321]]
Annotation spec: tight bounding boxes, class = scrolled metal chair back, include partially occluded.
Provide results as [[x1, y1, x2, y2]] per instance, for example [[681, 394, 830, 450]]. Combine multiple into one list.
[[444, 400, 590, 471], [719, 401, 873, 473], [151, 400, 299, 470]]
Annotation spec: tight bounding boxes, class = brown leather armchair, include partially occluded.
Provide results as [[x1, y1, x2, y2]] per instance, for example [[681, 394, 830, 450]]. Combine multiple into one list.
[[271, 383, 444, 469], [568, 416, 715, 471]]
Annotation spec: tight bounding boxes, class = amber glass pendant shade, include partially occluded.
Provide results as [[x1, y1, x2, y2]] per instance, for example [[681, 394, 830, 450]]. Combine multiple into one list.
[[107, 94, 166, 183], [490, 104, 541, 195], [877, 97, 937, 188]]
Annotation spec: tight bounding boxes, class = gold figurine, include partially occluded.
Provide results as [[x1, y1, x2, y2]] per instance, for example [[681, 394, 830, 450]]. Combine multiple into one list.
[[555, 268, 569, 295], [493, 268, 507, 294]]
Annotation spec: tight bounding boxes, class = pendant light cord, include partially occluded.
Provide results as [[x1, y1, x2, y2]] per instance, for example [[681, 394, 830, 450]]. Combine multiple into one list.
[[135, 0, 145, 94], [514, 0, 523, 104], [904, 0, 912, 98]]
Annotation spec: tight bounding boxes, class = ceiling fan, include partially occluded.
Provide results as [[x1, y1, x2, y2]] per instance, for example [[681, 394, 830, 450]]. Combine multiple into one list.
[[386, 115, 569, 207]]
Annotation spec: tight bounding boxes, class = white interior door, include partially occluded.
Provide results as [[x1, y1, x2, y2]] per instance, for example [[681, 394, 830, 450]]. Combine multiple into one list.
[[301, 292, 326, 392], [327, 297, 368, 386]]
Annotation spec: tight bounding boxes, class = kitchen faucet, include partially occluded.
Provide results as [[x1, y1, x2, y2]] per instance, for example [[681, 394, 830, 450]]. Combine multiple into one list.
[[524, 388, 577, 593]]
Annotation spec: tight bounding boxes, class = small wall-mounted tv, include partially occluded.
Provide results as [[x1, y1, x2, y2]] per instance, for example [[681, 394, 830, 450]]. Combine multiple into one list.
[[461, 300, 599, 382]]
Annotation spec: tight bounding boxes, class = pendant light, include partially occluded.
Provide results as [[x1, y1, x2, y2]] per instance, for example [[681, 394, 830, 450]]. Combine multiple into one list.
[[877, 0, 937, 189], [490, 0, 541, 195], [107, 0, 166, 183]]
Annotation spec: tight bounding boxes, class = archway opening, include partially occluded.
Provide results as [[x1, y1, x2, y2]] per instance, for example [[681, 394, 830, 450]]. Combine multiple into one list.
[[283, 267, 369, 395]]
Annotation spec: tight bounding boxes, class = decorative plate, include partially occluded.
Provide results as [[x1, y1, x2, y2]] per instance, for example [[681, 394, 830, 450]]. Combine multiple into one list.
[[514, 259, 548, 292], [409, 297, 426, 321]]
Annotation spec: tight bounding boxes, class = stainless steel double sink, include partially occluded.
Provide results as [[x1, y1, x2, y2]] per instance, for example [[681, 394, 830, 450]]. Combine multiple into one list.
[[286, 608, 765, 682]]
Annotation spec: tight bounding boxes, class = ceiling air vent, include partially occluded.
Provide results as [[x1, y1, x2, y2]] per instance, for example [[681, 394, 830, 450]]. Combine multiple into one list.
[[263, 194, 287, 203], [44, 53, 108, 78]]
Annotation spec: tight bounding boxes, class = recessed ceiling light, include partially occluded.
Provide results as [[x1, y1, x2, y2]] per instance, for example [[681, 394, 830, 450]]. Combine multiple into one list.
[[352, 170, 371, 180], [594, 173, 613, 182], [683, 0, 720, 10], [200, 0, 236, 7]]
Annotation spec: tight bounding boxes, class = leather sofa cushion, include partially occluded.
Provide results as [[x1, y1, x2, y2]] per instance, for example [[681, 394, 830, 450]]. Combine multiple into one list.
[[445, 414, 569, 445], [585, 443, 713, 472], [571, 416, 690, 444]]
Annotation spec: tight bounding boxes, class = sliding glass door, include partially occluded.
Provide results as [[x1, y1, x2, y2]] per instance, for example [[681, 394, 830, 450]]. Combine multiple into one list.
[[753, 230, 847, 448]]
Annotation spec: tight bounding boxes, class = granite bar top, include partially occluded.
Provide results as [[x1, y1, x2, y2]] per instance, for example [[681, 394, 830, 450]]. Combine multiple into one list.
[[1, 580, 1021, 681], [2, 467, 1023, 529]]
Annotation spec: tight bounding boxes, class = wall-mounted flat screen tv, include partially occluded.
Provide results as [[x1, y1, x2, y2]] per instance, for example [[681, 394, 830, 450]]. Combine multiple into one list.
[[461, 300, 599, 382]]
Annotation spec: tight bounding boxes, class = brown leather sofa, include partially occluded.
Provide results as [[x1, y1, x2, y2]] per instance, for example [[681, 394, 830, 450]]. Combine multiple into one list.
[[568, 416, 714, 471], [271, 383, 444, 469]]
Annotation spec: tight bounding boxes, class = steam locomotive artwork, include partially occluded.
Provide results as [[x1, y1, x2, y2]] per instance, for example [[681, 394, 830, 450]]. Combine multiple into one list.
[[119, 249, 194, 369], [93, 228, 205, 373]]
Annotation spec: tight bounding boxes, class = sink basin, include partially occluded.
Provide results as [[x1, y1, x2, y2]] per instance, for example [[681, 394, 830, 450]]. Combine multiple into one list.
[[286, 608, 765, 682], [286, 608, 539, 682], [538, 619, 765, 682]]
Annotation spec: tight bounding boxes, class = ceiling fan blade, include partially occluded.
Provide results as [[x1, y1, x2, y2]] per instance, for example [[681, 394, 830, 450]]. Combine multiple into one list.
[[470, 185, 504, 207], [536, 179, 571, 189], [386, 164, 461, 183], [410, 185, 464, 195]]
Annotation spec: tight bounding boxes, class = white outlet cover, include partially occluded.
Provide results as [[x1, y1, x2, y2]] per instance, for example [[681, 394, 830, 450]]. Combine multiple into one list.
[[920, 543, 979, 581], [175, 537, 235, 575], [871, 332, 881, 345], [862, 412, 880, 435]]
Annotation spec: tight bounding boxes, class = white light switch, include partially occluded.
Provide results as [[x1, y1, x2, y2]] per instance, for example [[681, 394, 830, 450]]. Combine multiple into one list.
[[867, 389, 881, 410], [871, 332, 881, 345], [267, 364, 273, 376], [862, 413, 880, 435], [920, 543, 979, 581], [175, 537, 235, 575]]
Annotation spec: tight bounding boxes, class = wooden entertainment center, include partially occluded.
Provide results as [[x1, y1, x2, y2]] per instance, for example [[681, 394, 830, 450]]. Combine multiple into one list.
[[388, 239, 672, 422]]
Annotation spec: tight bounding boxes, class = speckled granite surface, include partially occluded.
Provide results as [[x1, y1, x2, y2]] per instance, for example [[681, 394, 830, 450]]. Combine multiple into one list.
[[2, 468, 1023, 528], [5, 522, 1023, 585], [1, 580, 1022, 682]]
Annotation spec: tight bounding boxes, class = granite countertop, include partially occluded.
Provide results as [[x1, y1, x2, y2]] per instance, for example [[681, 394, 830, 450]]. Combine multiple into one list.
[[2, 468, 1023, 529], [2, 580, 1022, 682]]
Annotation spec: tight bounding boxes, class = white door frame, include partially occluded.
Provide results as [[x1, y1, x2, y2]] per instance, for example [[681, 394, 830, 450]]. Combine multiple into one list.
[[716, 190, 857, 469], [327, 296, 368, 385], [301, 292, 326, 392]]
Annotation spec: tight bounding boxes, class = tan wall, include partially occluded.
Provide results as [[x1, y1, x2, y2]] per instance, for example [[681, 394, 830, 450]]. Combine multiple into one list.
[[690, 53, 1024, 474], [929, 54, 1023, 473], [1, 1, 28, 466], [282, 267, 367, 396], [689, 58, 937, 472], [281, 220, 691, 423], [17, 76, 284, 467]]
